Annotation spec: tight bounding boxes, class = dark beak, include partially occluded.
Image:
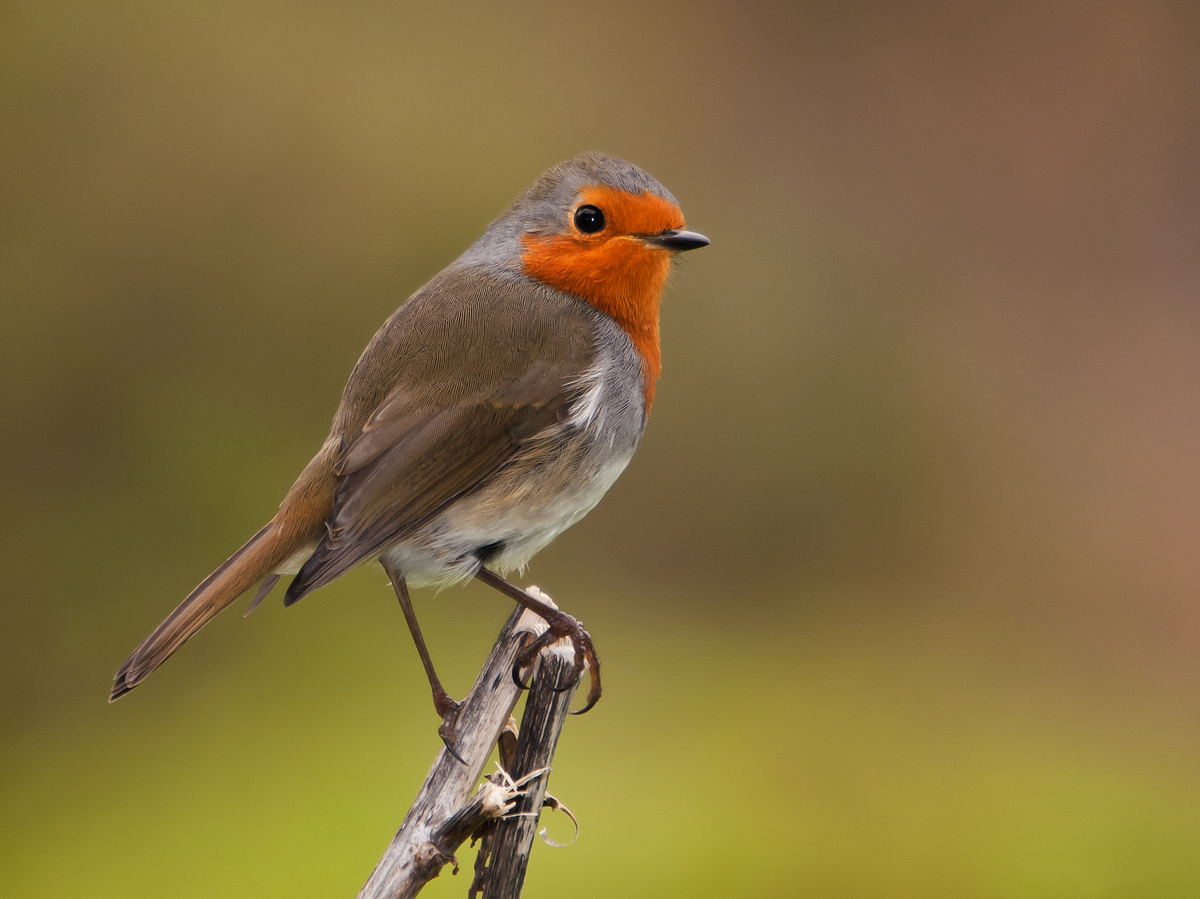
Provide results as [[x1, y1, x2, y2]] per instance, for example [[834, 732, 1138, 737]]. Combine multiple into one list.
[[642, 229, 711, 252]]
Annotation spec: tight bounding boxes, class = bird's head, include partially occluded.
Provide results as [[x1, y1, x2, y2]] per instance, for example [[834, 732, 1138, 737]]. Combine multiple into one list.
[[463, 153, 708, 406]]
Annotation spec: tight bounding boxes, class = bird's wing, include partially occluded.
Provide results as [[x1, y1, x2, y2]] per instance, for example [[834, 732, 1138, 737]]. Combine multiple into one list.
[[284, 272, 596, 603], [285, 376, 575, 603]]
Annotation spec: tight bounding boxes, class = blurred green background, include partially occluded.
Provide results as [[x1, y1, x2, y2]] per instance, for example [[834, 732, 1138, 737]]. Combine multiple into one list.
[[4, 1, 1200, 896]]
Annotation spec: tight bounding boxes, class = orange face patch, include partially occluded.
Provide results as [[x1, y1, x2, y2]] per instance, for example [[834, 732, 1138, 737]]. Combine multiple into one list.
[[520, 187, 686, 410]]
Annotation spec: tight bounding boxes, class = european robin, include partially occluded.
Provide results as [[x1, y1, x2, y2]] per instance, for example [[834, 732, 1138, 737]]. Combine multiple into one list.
[[110, 153, 709, 754]]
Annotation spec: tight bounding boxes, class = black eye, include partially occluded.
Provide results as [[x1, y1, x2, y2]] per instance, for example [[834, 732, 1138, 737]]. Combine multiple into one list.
[[573, 204, 605, 234]]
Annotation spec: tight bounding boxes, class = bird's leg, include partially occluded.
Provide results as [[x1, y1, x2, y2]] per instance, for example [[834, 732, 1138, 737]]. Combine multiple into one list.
[[474, 567, 602, 715], [381, 559, 465, 763]]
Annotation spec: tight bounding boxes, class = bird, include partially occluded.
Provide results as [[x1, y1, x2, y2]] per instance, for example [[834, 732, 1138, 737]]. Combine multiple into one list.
[[110, 152, 709, 755]]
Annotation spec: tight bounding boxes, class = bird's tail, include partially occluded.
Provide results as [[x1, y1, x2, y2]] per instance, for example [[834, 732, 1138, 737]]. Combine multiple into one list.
[[110, 519, 307, 701]]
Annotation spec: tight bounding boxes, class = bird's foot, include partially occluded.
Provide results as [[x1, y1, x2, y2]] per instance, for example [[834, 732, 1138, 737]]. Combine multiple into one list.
[[511, 610, 602, 715], [434, 690, 466, 764]]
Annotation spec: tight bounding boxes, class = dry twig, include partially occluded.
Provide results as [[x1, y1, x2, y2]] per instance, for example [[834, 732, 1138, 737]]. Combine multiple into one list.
[[357, 590, 582, 899]]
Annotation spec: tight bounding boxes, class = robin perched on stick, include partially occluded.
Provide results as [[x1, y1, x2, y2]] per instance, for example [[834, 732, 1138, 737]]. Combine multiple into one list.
[[111, 152, 709, 757]]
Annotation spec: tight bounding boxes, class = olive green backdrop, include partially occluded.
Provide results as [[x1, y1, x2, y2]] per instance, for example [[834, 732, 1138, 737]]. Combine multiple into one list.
[[4, 1, 1200, 896]]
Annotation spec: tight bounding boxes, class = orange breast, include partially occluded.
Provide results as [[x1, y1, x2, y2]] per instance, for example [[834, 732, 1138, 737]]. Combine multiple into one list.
[[520, 187, 685, 410]]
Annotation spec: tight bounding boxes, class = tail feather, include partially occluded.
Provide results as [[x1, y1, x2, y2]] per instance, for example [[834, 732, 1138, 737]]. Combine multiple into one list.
[[110, 520, 295, 701]]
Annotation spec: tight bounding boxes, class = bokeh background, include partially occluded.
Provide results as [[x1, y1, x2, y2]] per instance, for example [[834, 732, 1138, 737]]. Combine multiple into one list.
[[4, 1, 1200, 895]]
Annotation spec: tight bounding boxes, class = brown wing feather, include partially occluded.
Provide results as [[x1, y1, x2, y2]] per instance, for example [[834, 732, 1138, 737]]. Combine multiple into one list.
[[337, 355, 576, 477], [285, 393, 569, 603]]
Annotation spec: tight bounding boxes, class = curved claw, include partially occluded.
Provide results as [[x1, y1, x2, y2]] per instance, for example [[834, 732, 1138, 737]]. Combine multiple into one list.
[[569, 650, 602, 715], [511, 661, 532, 691], [440, 732, 467, 765], [569, 696, 599, 716], [435, 697, 467, 765]]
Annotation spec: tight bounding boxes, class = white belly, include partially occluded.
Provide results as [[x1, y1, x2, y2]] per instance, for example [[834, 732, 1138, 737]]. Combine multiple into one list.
[[381, 440, 636, 588]]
